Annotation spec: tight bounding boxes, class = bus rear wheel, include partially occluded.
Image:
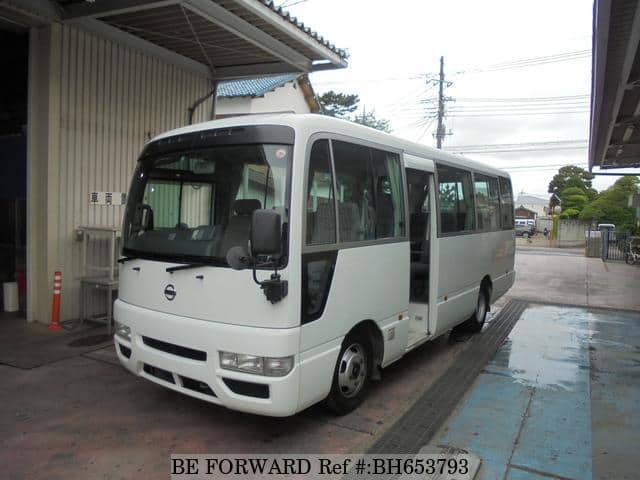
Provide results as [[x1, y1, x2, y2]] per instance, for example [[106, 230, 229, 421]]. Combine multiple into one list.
[[326, 332, 372, 415]]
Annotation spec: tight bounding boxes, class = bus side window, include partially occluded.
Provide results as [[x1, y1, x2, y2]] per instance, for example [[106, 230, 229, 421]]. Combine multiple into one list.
[[371, 149, 405, 238], [306, 140, 336, 245], [436, 164, 475, 234], [332, 141, 405, 242], [332, 141, 376, 242], [498, 176, 514, 229], [474, 174, 500, 232]]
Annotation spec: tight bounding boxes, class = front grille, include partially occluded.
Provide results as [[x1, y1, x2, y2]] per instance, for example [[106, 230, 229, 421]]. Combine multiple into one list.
[[119, 344, 131, 358], [142, 336, 207, 361], [180, 376, 216, 397], [143, 363, 175, 384], [223, 378, 269, 399]]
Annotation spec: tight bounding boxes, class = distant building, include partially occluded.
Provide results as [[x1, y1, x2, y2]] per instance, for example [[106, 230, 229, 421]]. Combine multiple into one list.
[[215, 74, 320, 118], [515, 193, 549, 218], [515, 206, 537, 220]]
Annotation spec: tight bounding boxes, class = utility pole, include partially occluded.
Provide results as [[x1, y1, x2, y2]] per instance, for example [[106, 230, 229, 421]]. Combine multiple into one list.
[[420, 57, 453, 146], [436, 56, 446, 149]]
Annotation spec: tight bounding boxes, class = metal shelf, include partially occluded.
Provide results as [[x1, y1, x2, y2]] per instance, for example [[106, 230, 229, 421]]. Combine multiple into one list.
[[77, 226, 121, 333]]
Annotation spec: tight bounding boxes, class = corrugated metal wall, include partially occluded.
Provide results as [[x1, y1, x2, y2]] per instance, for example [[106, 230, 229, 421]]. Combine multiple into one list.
[[55, 25, 212, 320]]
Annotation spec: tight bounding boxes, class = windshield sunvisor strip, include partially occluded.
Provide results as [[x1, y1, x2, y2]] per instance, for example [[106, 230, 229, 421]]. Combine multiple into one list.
[[141, 125, 295, 158]]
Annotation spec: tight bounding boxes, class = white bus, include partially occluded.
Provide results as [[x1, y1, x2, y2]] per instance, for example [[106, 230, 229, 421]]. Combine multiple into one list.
[[114, 114, 515, 416]]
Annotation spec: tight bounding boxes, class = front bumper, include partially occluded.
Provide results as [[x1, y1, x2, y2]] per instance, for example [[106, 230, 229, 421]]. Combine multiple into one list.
[[113, 299, 301, 417]]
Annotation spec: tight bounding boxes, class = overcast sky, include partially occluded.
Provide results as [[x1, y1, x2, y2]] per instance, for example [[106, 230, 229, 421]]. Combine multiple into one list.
[[277, 0, 621, 199]]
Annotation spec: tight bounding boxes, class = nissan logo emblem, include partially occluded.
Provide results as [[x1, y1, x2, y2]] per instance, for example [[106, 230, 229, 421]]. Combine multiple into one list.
[[164, 284, 176, 301]]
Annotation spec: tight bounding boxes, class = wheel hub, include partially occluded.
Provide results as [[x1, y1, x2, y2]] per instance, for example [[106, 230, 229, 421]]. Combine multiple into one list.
[[338, 343, 367, 398]]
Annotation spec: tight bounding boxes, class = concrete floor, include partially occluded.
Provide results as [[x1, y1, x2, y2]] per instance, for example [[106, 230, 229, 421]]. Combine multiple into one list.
[[510, 246, 640, 311], [1, 247, 639, 479], [0, 317, 476, 479]]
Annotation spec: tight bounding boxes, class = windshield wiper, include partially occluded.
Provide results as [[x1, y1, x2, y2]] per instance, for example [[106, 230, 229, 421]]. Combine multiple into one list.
[[166, 263, 209, 273], [118, 256, 139, 264]]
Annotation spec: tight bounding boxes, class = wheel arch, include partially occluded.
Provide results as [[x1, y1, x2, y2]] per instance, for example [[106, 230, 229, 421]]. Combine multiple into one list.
[[346, 320, 384, 380]]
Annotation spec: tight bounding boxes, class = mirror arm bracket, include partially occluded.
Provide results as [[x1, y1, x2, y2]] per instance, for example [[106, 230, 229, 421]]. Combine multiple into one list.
[[252, 267, 288, 304]]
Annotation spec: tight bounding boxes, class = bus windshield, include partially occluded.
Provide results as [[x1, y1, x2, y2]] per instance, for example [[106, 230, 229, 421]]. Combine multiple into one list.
[[122, 143, 291, 266]]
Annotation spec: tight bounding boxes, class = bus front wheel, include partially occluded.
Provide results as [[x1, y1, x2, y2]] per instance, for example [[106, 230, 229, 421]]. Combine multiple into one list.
[[326, 332, 372, 415], [463, 288, 489, 333]]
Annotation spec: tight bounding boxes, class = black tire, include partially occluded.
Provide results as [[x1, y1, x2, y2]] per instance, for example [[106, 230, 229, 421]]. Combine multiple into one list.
[[462, 287, 489, 333], [326, 332, 372, 415], [625, 253, 634, 265]]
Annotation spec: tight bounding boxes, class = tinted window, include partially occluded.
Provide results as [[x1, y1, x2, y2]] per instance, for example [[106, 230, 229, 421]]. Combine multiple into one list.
[[332, 141, 405, 242], [406, 168, 431, 302], [333, 141, 375, 242], [437, 164, 475, 234], [498, 176, 514, 229], [474, 174, 500, 232], [371, 149, 405, 238], [305, 140, 336, 245], [301, 252, 337, 323]]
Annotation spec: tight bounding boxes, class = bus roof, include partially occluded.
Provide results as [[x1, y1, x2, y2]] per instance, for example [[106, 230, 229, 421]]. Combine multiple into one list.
[[151, 113, 510, 179]]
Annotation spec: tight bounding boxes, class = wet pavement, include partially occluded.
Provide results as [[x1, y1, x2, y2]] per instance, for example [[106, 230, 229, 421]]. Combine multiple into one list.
[[433, 303, 640, 480], [2, 247, 639, 479], [512, 247, 640, 311]]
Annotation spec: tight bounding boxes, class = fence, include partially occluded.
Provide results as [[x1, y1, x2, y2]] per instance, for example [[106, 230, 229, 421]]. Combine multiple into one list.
[[586, 230, 633, 261]]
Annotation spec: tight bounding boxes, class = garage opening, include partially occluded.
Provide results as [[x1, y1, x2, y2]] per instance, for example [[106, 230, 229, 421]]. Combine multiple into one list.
[[0, 29, 28, 314]]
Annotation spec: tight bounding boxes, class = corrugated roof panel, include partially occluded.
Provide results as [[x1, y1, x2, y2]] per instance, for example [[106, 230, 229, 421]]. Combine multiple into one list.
[[217, 73, 299, 97]]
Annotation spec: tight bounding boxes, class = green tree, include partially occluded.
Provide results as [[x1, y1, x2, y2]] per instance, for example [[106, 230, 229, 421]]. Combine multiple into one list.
[[548, 166, 596, 208], [317, 91, 359, 118], [559, 186, 589, 218], [318, 90, 392, 133], [353, 110, 391, 133], [579, 176, 639, 231]]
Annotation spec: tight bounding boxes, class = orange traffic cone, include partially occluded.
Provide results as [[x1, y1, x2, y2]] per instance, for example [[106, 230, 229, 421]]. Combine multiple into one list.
[[49, 271, 63, 331]]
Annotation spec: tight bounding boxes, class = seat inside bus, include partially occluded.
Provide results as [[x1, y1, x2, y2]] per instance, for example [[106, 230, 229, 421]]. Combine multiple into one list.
[[219, 199, 261, 255]]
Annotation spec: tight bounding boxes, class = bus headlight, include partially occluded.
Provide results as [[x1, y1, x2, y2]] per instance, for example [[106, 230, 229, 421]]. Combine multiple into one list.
[[264, 356, 294, 377], [114, 321, 131, 342], [219, 351, 294, 377]]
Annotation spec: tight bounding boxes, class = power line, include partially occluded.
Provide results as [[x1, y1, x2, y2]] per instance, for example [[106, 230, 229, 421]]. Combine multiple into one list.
[[416, 117, 438, 143], [447, 140, 588, 155], [443, 110, 589, 118], [454, 146, 588, 153], [456, 49, 590, 74], [427, 104, 589, 113], [453, 94, 589, 102], [448, 140, 588, 149], [314, 75, 427, 86], [279, 0, 311, 8], [505, 163, 588, 170]]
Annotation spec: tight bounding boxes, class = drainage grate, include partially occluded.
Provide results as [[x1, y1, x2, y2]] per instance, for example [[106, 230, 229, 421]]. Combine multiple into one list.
[[68, 334, 112, 348], [369, 299, 528, 454]]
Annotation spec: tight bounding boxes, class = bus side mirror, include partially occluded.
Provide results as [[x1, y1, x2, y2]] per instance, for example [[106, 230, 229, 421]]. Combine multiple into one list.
[[134, 204, 154, 232], [249, 209, 287, 304], [250, 209, 282, 257]]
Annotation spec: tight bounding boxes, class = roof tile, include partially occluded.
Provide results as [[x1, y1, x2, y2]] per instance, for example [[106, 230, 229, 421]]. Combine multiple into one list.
[[217, 73, 300, 98]]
